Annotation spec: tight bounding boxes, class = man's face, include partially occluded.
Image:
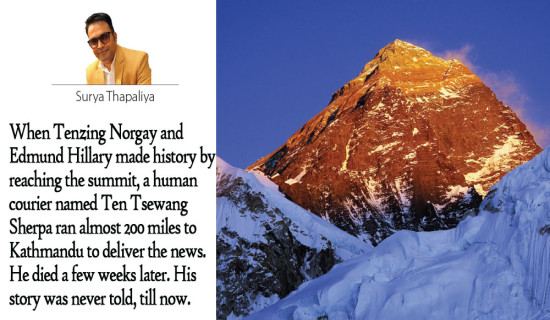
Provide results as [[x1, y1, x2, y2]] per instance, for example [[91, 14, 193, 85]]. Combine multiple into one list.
[[87, 21, 117, 65]]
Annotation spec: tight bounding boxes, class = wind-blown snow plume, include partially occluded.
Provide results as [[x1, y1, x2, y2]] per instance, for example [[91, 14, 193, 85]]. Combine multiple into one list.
[[441, 44, 549, 148]]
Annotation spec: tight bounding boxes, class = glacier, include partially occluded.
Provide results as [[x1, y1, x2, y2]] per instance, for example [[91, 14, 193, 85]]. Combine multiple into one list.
[[245, 148, 550, 319]]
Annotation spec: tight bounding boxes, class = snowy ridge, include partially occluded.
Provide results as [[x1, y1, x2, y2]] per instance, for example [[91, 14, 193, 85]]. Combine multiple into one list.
[[245, 148, 550, 319], [217, 157, 370, 256], [216, 157, 370, 319]]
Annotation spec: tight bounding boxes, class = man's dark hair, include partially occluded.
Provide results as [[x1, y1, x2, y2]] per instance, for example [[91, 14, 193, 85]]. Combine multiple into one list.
[[85, 13, 115, 35]]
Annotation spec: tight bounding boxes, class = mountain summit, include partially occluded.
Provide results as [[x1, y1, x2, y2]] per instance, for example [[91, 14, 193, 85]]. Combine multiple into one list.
[[249, 39, 541, 244]]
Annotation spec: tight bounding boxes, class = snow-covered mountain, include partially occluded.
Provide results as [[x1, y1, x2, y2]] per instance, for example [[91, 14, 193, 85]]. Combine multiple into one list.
[[249, 39, 541, 245], [217, 157, 371, 319], [246, 147, 550, 320]]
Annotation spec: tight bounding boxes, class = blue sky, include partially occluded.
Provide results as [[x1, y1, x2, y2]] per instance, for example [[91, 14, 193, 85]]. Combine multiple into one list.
[[218, 0, 550, 169]]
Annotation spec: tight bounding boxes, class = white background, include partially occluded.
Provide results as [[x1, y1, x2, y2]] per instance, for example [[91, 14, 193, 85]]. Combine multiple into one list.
[[1, 0, 216, 319]]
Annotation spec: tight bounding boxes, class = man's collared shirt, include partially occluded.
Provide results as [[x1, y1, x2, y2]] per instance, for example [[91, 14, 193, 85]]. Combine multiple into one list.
[[87, 46, 151, 85], [99, 53, 116, 85]]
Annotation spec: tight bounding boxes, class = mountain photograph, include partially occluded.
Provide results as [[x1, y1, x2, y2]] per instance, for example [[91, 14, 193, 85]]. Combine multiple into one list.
[[218, 2, 549, 319]]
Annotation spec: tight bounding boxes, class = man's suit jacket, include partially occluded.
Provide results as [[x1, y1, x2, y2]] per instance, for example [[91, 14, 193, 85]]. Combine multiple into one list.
[[86, 45, 151, 85]]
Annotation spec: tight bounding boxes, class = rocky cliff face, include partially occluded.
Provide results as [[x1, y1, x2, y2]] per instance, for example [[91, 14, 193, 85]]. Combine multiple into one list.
[[216, 158, 368, 319], [249, 40, 541, 245]]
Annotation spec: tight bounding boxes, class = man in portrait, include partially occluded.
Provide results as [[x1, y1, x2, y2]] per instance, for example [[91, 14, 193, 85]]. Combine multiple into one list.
[[85, 13, 151, 85]]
